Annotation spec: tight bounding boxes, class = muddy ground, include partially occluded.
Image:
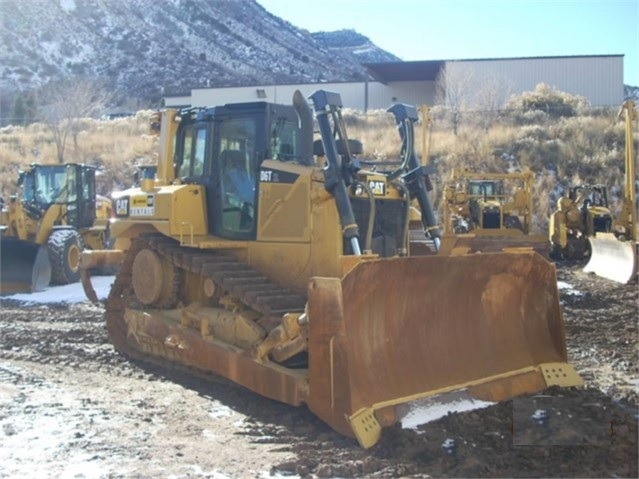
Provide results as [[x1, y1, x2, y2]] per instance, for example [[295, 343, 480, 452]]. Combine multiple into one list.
[[0, 262, 637, 478]]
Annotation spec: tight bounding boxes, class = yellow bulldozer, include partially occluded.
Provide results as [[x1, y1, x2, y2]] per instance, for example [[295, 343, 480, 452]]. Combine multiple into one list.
[[583, 99, 638, 283], [439, 169, 550, 257], [80, 90, 581, 448], [0, 163, 113, 294], [548, 184, 613, 260]]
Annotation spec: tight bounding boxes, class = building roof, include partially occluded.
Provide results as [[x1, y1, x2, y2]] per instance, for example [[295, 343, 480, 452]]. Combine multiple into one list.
[[364, 60, 445, 83], [365, 54, 623, 84]]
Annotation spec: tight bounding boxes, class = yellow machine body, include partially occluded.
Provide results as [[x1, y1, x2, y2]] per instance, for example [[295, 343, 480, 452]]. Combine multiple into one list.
[[549, 185, 613, 260], [440, 169, 549, 257], [81, 92, 582, 448], [0, 164, 113, 294], [585, 100, 638, 283]]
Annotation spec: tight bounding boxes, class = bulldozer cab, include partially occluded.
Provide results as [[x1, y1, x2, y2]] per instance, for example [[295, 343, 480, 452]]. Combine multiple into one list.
[[569, 184, 609, 208], [468, 179, 502, 199], [17, 163, 97, 228], [172, 102, 307, 241]]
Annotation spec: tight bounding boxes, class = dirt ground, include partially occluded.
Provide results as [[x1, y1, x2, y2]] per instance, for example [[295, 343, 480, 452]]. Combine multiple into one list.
[[0, 262, 637, 479]]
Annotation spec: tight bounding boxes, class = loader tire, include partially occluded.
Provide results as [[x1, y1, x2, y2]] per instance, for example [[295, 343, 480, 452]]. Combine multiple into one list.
[[549, 243, 563, 261], [47, 229, 84, 285]]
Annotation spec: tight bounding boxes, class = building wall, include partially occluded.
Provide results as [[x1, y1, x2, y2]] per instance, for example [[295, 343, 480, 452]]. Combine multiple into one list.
[[172, 81, 437, 111], [189, 82, 369, 110], [164, 56, 624, 111], [447, 56, 623, 107], [164, 95, 191, 108], [361, 81, 438, 111]]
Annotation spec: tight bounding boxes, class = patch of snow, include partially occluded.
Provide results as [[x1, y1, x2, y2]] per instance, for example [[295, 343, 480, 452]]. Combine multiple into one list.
[[2, 276, 115, 305], [557, 281, 584, 296], [208, 405, 234, 419], [532, 409, 547, 420], [168, 466, 232, 479], [441, 437, 456, 454], [401, 390, 495, 430], [59, 0, 76, 13], [260, 472, 301, 479]]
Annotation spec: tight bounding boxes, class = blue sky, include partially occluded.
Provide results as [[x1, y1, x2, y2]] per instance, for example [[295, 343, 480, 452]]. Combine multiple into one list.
[[256, 0, 639, 86]]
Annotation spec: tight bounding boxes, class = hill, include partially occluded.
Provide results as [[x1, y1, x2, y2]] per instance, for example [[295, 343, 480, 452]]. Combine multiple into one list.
[[0, 0, 396, 107]]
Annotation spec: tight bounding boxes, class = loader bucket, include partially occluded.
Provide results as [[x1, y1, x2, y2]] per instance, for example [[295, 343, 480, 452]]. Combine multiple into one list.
[[584, 233, 638, 284], [0, 237, 51, 294], [306, 251, 582, 448]]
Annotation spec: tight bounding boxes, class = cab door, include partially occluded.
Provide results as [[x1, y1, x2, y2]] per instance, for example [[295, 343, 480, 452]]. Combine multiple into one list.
[[207, 114, 263, 240], [75, 166, 96, 228]]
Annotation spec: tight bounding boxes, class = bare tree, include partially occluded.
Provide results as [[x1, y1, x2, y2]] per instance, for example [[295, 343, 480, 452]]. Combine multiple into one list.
[[38, 77, 112, 163], [436, 63, 475, 135], [473, 73, 512, 130]]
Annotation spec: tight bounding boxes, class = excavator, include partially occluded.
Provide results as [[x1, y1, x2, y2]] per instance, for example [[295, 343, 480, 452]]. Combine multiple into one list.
[[548, 184, 613, 260], [79, 90, 581, 448], [439, 169, 550, 257], [584, 99, 638, 283], [0, 163, 112, 294]]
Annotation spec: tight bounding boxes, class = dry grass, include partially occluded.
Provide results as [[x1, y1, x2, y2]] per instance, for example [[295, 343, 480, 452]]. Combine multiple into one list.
[[0, 104, 633, 233], [0, 111, 157, 197], [345, 105, 630, 231]]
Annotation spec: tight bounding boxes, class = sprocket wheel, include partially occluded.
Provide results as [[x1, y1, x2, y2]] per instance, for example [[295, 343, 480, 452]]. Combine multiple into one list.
[[131, 248, 181, 308]]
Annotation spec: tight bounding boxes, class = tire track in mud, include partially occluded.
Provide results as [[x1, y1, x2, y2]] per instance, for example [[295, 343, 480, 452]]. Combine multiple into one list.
[[0, 263, 637, 478], [558, 263, 638, 405]]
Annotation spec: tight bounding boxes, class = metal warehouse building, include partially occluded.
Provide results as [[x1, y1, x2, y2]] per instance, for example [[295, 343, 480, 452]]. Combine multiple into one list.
[[164, 54, 624, 111]]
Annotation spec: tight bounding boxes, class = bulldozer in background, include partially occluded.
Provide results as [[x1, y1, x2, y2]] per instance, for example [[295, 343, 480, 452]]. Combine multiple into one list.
[[548, 184, 613, 260], [438, 169, 550, 257], [0, 163, 113, 294], [79, 90, 581, 448], [583, 99, 638, 284]]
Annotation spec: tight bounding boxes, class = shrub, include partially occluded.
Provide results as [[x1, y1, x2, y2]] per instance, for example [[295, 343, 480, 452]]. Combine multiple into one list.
[[506, 83, 591, 119]]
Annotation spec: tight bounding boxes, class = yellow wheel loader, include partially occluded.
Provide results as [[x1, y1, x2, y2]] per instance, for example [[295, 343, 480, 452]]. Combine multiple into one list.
[[0, 163, 112, 294], [584, 100, 638, 283], [548, 184, 613, 259], [80, 90, 581, 448], [439, 169, 550, 257]]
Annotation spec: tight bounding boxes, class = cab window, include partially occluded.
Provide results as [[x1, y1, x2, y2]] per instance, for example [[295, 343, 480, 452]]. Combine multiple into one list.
[[270, 119, 299, 162], [218, 117, 257, 233], [177, 125, 208, 179]]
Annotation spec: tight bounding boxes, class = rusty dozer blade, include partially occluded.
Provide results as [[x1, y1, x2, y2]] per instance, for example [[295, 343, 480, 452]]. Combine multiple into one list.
[[584, 233, 638, 284], [306, 251, 582, 448], [0, 237, 51, 295], [439, 233, 551, 259]]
